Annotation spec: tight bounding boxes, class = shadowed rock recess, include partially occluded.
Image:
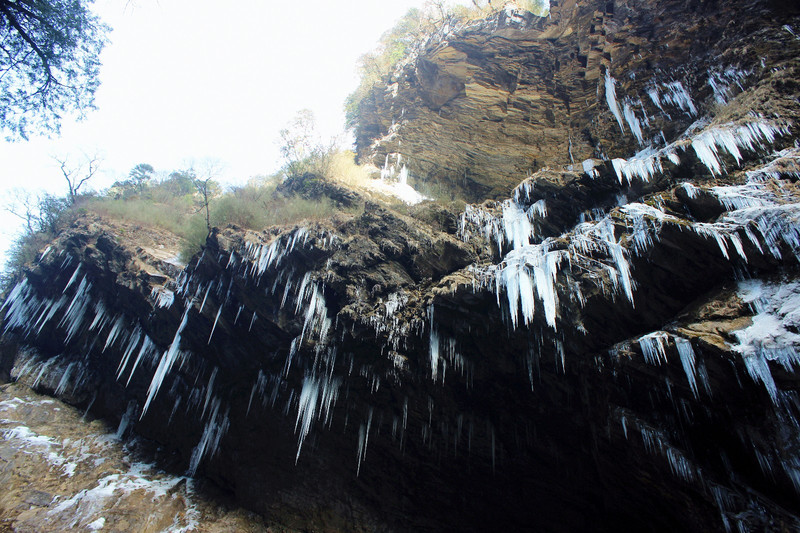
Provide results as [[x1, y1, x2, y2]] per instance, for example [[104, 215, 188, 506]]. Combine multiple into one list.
[[3, 0, 800, 531]]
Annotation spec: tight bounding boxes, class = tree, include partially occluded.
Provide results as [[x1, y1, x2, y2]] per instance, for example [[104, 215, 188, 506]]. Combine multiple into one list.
[[0, 0, 109, 140], [278, 110, 337, 179], [128, 163, 155, 193], [4, 188, 39, 233], [186, 159, 223, 237], [194, 176, 213, 236], [53, 152, 101, 204], [162, 170, 197, 196]]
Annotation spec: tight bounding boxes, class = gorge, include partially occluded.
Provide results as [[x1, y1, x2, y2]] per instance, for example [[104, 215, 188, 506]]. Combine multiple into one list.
[[2, 0, 800, 531]]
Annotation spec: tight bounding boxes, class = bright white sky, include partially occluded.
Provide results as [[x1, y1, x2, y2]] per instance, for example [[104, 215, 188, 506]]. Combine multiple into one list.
[[0, 0, 444, 264]]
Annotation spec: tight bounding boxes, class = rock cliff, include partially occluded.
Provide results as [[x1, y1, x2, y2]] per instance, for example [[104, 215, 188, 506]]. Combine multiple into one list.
[[3, 0, 800, 531], [355, 0, 800, 199]]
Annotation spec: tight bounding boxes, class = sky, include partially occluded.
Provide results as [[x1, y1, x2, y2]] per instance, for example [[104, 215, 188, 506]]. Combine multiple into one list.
[[0, 0, 439, 263]]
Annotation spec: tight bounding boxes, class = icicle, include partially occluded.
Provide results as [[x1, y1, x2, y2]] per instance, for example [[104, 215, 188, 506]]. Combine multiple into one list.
[[675, 337, 699, 398], [604, 70, 626, 133], [115, 401, 136, 440], [612, 148, 663, 184], [63, 263, 82, 293], [691, 121, 786, 176], [356, 408, 373, 476], [665, 82, 696, 115], [428, 305, 440, 380], [638, 331, 669, 365], [208, 306, 223, 344], [103, 316, 126, 352], [623, 101, 645, 145], [142, 303, 191, 417], [502, 200, 534, 250], [582, 159, 599, 179], [54, 362, 76, 396], [116, 326, 142, 380], [125, 336, 156, 386], [295, 376, 320, 461], [201, 367, 218, 419], [188, 400, 230, 475], [58, 276, 92, 343]]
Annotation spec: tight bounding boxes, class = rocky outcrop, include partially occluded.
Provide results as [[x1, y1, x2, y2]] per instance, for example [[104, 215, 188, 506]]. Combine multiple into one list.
[[355, 0, 800, 199], [3, 1, 800, 532], [0, 382, 273, 532]]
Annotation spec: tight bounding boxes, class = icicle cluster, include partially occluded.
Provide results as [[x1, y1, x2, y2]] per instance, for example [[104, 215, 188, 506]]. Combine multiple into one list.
[[458, 180, 547, 253], [731, 279, 800, 403]]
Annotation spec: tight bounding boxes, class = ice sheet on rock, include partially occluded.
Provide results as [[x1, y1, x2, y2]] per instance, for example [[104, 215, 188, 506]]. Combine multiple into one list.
[[374, 154, 430, 205], [49, 463, 189, 529], [745, 148, 800, 182], [582, 159, 599, 179], [711, 183, 776, 210], [731, 279, 800, 403]]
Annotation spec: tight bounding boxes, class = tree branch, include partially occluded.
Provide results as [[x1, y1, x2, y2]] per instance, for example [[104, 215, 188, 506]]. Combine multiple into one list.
[[0, 2, 54, 91]]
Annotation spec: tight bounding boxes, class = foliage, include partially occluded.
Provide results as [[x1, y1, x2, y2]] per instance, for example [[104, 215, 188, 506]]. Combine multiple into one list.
[[344, 0, 549, 131], [128, 163, 155, 192], [0, 0, 109, 140], [161, 171, 196, 197], [344, 7, 431, 130], [278, 109, 338, 179], [1, 191, 72, 293]]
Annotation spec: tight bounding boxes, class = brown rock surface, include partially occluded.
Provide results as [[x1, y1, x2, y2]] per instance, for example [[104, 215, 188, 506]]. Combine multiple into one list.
[[355, 0, 800, 199], [0, 381, 277, 532]]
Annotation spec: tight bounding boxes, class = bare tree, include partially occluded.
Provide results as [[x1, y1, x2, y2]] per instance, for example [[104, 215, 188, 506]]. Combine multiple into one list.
[[4, 188, 39, 233], [186, 158, 224, 237], [53, 153, 102, 204]]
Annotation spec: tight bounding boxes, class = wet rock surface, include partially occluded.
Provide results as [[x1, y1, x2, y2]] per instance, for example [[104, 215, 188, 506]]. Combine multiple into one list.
[[0, 382, 276, 532]]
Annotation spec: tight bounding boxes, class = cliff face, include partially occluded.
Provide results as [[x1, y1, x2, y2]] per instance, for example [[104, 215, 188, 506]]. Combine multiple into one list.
[[355, 0, 800, 199], [3, 1, 800, 532]]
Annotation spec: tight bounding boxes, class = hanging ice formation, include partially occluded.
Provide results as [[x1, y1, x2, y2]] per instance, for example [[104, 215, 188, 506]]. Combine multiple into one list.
[[373, 152, 429, 205], [730, 279, 800, 403]]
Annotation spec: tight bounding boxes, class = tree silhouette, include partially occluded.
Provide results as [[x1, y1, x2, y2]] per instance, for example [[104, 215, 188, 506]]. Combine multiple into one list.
[[0, 0, 109, 139]]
